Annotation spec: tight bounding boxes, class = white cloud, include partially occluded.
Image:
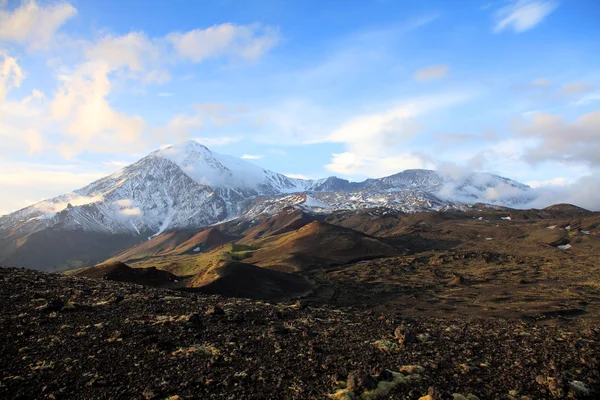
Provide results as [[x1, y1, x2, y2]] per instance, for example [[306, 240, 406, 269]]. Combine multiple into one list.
[[240, 154, 263, 160], [34, 194, 103, 214], [195, 103, 247, 127], [0, 161, 106, 214], [269, 148, 287, 156], [413, 65, 449, 82], [21, 88, 44, 104], [559, 81, 595, 97], [0, 53, 51, 155], [152, 114, 202, 143], [50, 61, 147, 158], [326, 152, 434, 177], [571, 92, 600, 106], [530, 77, 550, 87], [168, 23, 279, 63], [22, 128, 43, 155], [325, 93, 472, 177], [0, 52, 24, 103], [103, 160, 129, 167], [517, 108, 600, 166], [526, 177, 569, 188], [120, 207, 142, 216], [85, 32, 170, 83], [193, 136, 240, 147], [115, 199, 133, 207], [493, 0, 558, 33], [527, 172, 600, 211], [284, 173, 310, 180], [0, 0, 76, 47], [158, 92, 174, 97]]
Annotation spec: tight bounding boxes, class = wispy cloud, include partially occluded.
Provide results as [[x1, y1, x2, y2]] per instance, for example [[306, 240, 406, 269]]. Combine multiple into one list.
[[325, 92, 473, 177], [0, 0, 77, 48], [525, 177, 569, 188], [194, 136, 240, 147], [284, 173, 310, 180], [413, 65, 449, 82], [240, 154, 263, 160], [103, 160, 129, 167], [493, 0, 558, 33], [530, 77, 551, 87], [571, 92, 600, 106], [269, 148, 287, 156], [168, 23, 280, 63], [0, 161, 106, 214], [559, 81, 595, 97], [516, 108, 600, 166]]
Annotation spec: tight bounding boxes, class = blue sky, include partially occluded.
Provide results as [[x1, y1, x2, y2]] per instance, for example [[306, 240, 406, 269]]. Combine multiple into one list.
[[1, 0, 600, 214]]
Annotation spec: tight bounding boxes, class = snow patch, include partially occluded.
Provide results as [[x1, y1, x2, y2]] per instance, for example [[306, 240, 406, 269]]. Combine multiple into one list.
[[557, 244, 572, 250], [303, 195, 331, 209], [130, 221, 140, 235]]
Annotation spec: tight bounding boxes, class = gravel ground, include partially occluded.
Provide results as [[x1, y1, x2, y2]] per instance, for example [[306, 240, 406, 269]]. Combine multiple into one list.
[[1, 266, 599, 399]]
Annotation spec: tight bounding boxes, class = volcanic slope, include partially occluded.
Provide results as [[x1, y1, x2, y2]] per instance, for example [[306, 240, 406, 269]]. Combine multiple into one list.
[[299, 205, 600, 321], [1, 266, 599, 400], [186, 260, 314, 301], [242, 220, 404, 272], [98, 203, 600, 322], [110, 228, 234, 262], [70, 261, 178, 287]]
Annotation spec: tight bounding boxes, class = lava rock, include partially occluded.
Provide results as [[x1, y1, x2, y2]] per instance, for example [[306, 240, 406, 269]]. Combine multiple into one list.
[[41, 299, 64, 313], [205, 306, 225, 316], [347, 371, 378, 392]]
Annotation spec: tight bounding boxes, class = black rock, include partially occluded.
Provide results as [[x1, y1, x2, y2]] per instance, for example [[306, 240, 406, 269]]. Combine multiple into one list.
[[205, 306, 225, 316], [41, 299, 64, 313], [347, 371, 378, 392]]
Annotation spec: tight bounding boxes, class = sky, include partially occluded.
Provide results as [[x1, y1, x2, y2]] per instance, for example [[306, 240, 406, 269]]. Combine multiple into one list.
[[1, 0, 600, 215]]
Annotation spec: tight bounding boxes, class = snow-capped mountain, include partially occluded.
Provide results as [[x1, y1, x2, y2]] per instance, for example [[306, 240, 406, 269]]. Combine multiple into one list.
[[0, 140, 535, 240]]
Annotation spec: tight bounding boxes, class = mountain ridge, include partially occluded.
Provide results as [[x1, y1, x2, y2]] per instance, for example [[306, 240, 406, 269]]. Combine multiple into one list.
[[0, 140, 537, 270]]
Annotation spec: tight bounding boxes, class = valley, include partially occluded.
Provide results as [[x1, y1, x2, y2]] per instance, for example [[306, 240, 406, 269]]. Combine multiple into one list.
[[69, 204, 600, 323]]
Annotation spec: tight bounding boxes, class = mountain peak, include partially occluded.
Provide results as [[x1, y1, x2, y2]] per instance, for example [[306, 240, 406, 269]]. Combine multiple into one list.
[[157, 140, 212, 159]]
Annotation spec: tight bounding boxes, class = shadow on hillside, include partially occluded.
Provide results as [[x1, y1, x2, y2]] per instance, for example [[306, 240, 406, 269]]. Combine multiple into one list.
[[384, 236, 462, 253]]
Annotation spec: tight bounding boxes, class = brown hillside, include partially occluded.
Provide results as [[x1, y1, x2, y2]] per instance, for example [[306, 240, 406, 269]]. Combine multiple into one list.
[[169, 228, 234, 255], [72, 261, 178, 287], [246, 220, 403, 272], [112, 231, 197, 261], [186, 260, 313, 301], [238, 207, 315, 243], [111, 228, 233, 262]]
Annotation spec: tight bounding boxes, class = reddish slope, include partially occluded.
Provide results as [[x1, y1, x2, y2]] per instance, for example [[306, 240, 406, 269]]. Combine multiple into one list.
[[168, 228, 234, 255], [112, 231, 197, 261], [246, 221, 403, 272], [238, 207, 315, 243], [110, 228, 234, 262]]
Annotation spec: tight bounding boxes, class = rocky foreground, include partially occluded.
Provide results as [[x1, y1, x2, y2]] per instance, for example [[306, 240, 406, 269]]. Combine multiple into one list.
[[1, 266, 599, 399]]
